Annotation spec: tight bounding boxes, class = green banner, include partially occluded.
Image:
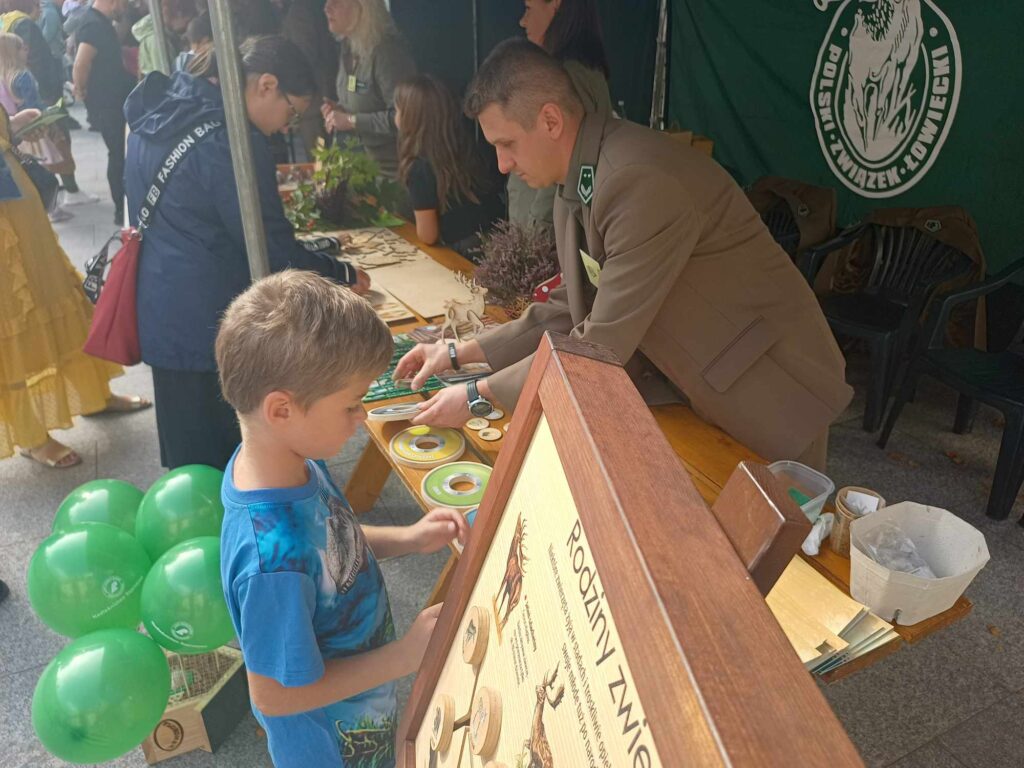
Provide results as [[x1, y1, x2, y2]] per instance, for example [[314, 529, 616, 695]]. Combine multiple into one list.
[[669, 1, 1024, 272]]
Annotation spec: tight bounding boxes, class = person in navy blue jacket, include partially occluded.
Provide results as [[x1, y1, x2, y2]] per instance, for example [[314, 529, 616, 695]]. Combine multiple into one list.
[[124, 35, 371, 471]]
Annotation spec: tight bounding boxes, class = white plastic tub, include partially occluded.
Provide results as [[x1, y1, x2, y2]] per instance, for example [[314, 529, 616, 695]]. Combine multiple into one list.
[[767, 460, 834, 523], [850, 502, 990, 625]]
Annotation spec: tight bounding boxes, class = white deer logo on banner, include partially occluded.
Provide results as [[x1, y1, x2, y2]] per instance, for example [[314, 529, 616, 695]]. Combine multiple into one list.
[[810, 0, 961, 198]]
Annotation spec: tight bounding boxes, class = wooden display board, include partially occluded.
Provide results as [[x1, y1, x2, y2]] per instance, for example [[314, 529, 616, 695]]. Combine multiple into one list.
[[399, 333, 863, 767]]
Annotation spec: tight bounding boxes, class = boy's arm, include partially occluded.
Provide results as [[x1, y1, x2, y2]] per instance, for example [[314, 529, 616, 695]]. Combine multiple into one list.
[[248, 603, 442, 718], [362, 509, 469, 560], [361, 525, 413, 559]]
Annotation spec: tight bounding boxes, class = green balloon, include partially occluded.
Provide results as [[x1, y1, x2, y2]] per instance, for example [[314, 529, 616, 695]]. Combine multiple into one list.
[[32, 629, 170, 764], [135, 464, 225, 561], [53, 479, 144, 535], [141, 537, 234, 654], [27, 524, 151, 638]]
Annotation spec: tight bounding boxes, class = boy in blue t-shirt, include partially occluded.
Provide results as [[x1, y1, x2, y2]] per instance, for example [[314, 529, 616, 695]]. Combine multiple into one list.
[[215, 271, 469, 768]]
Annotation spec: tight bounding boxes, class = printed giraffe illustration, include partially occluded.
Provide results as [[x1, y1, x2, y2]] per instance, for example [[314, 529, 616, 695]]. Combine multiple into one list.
[[524, 664, 565, 768], [494, 514, 527, 631]]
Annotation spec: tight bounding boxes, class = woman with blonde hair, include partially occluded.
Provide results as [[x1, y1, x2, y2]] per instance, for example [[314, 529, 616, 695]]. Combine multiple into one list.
[[320, 0, 414, 180]]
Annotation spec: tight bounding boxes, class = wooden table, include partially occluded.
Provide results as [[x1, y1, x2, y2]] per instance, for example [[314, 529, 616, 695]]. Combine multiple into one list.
[[340, 224, 972, 683]]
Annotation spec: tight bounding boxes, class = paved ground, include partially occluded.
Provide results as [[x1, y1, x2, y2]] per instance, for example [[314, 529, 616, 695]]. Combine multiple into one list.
[[0, 106, 1021, 767]]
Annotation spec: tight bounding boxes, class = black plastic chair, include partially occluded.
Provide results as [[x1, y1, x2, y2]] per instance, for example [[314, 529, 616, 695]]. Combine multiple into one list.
[[801, 222, 975, 432], [761, 199, 802, 259], [878, 256, 1024, 521]]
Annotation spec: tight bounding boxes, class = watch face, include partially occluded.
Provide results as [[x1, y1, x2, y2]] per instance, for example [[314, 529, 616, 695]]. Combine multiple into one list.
[[469, 400, 492, 418]]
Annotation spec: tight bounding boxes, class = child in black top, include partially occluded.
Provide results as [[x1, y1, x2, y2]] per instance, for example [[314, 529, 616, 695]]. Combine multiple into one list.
[[394, 73, 503, 261]]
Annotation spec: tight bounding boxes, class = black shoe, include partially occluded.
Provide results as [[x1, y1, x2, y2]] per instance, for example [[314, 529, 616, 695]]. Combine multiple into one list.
[[0, 580, 9, 605]]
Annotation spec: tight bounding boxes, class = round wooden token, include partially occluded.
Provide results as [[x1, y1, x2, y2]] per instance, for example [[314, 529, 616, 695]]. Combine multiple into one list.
[[429, 694, 455, 753], [466, 417, 489, 431], [462, 606, 490, 665], [484, 409, 504, 421], [469, 687, 502, 756], [478, 428, 502, 442]]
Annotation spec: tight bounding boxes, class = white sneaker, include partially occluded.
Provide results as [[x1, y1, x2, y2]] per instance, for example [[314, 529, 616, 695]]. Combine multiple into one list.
[[48, 206, 74, 223], [60, 189, 100, 206]]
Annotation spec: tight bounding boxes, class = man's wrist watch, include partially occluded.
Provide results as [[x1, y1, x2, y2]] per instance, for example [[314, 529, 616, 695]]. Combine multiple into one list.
[[447, 341, 460, 371], [467, 380, 492, 418], [349, 113, 358, 130]]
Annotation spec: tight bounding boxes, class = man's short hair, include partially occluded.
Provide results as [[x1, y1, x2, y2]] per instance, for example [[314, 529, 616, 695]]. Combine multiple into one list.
[[216, 271, 393, 415], [464, 38, 584, 128]]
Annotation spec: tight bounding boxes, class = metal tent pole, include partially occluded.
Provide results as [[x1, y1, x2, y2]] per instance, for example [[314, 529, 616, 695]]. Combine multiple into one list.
[[207, 0, 270, 280], [649, 0, 670, 130], [147, 0, 173, 75]]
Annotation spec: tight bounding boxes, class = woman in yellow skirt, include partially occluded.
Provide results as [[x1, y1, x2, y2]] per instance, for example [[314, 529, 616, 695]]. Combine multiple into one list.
[[1, 106, 148, 468]]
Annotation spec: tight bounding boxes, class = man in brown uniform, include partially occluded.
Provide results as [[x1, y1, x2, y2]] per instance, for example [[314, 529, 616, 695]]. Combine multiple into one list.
[[396, 40, 852, 468]]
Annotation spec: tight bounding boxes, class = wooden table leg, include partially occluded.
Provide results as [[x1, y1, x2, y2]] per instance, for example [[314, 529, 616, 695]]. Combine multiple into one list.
[[426, 552, 460, 607], [344, 440, 393, 514]]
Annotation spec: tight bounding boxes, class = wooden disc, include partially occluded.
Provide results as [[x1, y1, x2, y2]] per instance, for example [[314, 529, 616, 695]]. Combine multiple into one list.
[[462, 605, 490, 665], [429, 694, 455, 753], [469, 687, 502, 756], [466, 417, 489, 431], [478, 428, 502, 442]]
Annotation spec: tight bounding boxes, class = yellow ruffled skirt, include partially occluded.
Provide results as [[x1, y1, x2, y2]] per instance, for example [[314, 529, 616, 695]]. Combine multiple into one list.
[[0, 154, 122, 459]]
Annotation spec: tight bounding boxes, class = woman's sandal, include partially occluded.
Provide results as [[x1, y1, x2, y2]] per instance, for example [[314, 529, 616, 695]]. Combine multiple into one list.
[[97, 395, 153, 414], [20, 439, 83, 469]]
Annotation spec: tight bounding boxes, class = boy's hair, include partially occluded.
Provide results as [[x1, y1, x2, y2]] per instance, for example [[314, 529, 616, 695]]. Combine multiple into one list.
[[463, 38, 583, 129], [216, 270, 393, 415], [189, 34, 316, 98]]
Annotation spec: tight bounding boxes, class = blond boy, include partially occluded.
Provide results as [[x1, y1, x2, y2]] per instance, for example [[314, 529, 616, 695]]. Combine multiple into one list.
[[216, 271, 468, 768]]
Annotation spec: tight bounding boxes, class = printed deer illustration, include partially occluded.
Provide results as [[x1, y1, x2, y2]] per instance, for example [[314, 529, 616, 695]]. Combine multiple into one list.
[[524, 664, 565, 768], [494, 514, 527, 631], [440, 272, 487, 343]]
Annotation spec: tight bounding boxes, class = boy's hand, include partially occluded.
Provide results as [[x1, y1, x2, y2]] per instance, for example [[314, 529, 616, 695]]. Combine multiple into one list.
[[401, 603, 443, 673], [409, 508, 469, 553]]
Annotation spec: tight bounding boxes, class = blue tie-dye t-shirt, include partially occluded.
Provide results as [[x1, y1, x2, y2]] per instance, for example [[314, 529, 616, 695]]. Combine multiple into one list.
[[221, 449, 397, 768]]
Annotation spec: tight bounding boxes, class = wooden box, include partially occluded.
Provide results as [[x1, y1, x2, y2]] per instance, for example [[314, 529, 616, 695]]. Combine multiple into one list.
[[398, 333, 863, 767], [141, 647, 249, 765]]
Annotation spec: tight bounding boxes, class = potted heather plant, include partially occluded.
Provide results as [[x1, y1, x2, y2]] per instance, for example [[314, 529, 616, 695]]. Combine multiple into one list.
[[475, 221, 560, 318]]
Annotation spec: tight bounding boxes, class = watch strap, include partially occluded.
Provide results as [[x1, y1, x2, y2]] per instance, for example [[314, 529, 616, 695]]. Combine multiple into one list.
[[448, 341, 460, 371]]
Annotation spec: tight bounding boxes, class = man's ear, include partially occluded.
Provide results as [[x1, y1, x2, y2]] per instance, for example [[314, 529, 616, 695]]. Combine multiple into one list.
[[537, 102, 565, 140], [262, 390, 295, 426], [257, 72, 279, 98]]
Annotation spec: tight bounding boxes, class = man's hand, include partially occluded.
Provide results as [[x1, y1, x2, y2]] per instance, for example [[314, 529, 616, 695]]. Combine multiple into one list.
[[399, 603, 443, 674], [412, 384, 472, 428], [393, 341, 454, 390], [321, 100, 355, 133], [351, 268, 371, 295], [408, 509, 470, 554]]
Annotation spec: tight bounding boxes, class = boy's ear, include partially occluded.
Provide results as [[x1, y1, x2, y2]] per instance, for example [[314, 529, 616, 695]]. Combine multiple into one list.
[[262, 390, 297, 425]]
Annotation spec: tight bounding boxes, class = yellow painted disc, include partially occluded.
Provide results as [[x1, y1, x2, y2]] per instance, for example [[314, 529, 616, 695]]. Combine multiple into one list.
[[389, 427, 465, 468]]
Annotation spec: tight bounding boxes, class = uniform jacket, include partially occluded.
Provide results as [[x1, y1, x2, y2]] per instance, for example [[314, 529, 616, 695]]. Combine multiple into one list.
[[478, 115, 854, 461], [334, 32, 415, 180], [124, 71, 357, 372]]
